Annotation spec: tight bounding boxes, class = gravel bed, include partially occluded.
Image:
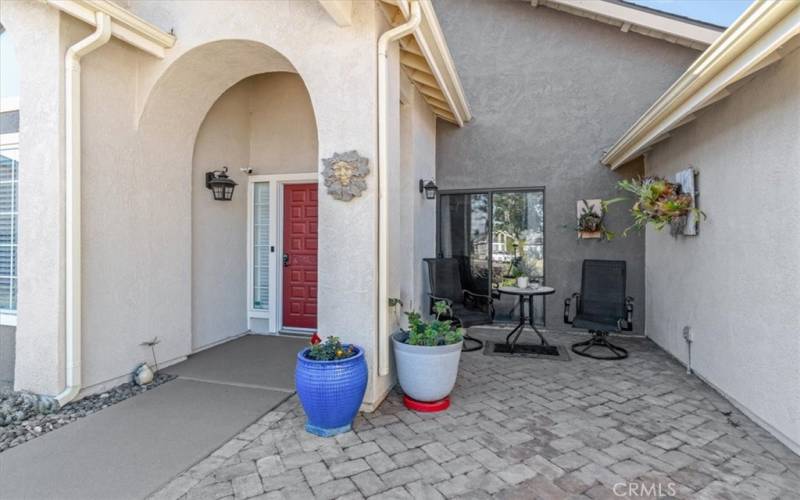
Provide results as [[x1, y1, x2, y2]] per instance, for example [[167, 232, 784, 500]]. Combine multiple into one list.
[[0, 373, 176, 453]]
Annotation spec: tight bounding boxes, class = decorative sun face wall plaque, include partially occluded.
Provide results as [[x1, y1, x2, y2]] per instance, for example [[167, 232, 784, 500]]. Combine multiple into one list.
[[321, 151, 370, 201]]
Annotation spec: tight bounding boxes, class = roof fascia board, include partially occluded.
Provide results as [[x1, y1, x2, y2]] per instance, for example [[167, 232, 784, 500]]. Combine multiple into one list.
[[417, 0, 472, 122], [379, 0, 471, 125], [45, 0, 175, 58], [547, 0, 721, 46], [603, 0, 800, 169]]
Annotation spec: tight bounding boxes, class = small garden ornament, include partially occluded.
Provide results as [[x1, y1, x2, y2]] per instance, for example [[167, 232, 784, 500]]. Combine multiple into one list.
[[133, 363, 155, 386]]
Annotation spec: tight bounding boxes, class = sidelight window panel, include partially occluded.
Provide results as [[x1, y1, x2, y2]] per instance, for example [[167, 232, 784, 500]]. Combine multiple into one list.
[[252, 182, 270, 311]]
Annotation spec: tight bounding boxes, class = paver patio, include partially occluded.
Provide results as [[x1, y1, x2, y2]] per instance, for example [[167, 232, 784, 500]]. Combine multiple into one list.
[[151, 330, 800, 500]]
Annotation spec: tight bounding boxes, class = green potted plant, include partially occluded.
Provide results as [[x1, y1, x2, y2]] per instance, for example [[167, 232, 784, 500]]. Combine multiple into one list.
[[392, 301, 463, 408], [509, 263, 529, 289], [506, 249, 535, 288]]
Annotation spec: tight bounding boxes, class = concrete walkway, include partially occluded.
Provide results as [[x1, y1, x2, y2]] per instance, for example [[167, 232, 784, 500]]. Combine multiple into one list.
[[0, 335, 308, 500]]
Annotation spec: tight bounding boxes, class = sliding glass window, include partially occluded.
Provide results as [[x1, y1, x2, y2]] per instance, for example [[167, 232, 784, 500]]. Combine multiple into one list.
[[438, 189, 545, 324]]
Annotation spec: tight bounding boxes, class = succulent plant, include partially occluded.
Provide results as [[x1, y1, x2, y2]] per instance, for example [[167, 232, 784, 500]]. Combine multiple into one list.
[[617, 177, 705, 234]]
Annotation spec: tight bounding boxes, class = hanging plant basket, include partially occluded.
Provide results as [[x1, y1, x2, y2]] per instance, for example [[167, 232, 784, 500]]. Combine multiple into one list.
[[616, 176, 705, 235]]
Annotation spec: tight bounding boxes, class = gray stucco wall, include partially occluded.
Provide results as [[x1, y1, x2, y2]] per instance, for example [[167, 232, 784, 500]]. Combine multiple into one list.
[[434, 0, 700, 331], [645, 48, 800, 453]]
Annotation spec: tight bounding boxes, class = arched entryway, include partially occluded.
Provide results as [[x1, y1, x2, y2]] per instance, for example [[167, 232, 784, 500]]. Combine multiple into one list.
[[192, 72, 318, 349], [136, 40, 319, 352]]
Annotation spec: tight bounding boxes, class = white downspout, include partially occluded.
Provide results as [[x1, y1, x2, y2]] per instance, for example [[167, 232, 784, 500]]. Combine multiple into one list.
[[56, 12, 112, 407], [377, 0, 421, 377]]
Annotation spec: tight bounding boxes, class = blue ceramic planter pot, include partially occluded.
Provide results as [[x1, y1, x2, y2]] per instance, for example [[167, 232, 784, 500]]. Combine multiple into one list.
[[295, 345, 367, 437]]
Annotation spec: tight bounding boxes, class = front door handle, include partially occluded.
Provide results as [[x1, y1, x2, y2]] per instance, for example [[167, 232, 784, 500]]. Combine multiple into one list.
[[283, 253, 289, 267]]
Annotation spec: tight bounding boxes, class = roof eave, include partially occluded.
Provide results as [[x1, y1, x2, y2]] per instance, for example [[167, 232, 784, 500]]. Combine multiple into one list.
[[377, 0, 471, 126], [44, 0, 175, 58], [603, 0, 800, 169], [534, 0, 723, 50]]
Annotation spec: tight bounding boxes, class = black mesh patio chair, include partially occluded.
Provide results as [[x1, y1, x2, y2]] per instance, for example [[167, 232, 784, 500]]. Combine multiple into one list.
[[424, 258, 495, 352], [564, 259, 633, 360]]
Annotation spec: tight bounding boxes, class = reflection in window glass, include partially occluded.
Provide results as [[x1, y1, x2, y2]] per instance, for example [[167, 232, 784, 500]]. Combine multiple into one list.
[[438, 190, 545, 325], [438, 193, 489, 295], [492, 191, 544, 324]]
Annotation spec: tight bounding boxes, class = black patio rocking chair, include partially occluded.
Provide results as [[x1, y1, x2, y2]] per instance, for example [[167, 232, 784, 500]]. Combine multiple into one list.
[[424, 258, 495, 352], [564, 259, 633, 360]]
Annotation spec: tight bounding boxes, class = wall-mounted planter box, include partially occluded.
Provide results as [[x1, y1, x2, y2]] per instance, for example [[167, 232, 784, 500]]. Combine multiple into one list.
[[576, 199, 604, 239], [578, 230, 602, 239]]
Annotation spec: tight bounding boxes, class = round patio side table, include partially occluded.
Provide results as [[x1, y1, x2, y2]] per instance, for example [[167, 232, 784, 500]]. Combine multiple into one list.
[[497, 286, 555, 353]]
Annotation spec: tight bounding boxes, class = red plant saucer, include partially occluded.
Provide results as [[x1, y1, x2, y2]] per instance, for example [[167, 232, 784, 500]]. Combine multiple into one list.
[[403, 395, 450, 412]]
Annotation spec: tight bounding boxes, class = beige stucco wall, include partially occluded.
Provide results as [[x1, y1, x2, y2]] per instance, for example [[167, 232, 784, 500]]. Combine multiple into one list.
[[645, 48, 800, 453], [393, 73, 438, 320], [248, 73, 318, 172], [192, 72, 318, 350], [6, 0, 390, 403], [191, 79, 251, 350], [376, 70, 438, 405], [1, 1, 66, 394]]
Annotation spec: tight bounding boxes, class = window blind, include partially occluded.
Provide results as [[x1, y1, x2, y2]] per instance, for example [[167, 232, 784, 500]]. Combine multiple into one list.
[[0, 148, 17, 312], [252, 182, 269, 311]]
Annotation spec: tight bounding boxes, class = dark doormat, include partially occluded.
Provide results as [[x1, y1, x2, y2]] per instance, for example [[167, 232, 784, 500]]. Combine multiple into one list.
[[484, 341, 571, 361]]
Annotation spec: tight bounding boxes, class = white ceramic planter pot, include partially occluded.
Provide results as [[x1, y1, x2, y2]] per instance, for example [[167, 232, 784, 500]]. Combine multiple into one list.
[[516, 276, 529, 289], [392, 331, 462, 402]]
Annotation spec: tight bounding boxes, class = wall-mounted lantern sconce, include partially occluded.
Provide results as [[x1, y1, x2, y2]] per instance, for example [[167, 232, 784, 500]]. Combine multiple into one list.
[[419, 179, 438, 200], [206, 166, 237, 201]]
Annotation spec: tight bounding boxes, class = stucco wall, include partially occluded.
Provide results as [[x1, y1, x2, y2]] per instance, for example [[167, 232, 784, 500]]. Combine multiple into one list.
[[377, 72, 438, 404], [192, 72, 318, 349], [248, 74, 318, 172], [8, 0, 385, 401], [191, 79, 251, 349], [1, 1, 66, 394], [645, 48, 800, 453], [434, 0, 700, 331], [408, 81, 438, 317]]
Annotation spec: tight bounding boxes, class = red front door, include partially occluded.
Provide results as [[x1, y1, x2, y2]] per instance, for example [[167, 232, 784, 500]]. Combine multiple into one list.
[[282, 183, 318, 329]]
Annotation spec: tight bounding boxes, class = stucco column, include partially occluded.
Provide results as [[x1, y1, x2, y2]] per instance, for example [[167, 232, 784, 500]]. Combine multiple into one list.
[[2, 2, 67, 395]]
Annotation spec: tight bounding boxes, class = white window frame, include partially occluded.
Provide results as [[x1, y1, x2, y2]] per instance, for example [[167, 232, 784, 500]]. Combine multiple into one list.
[[246, 172, 317, 333], [0, 132, 19, 326]]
